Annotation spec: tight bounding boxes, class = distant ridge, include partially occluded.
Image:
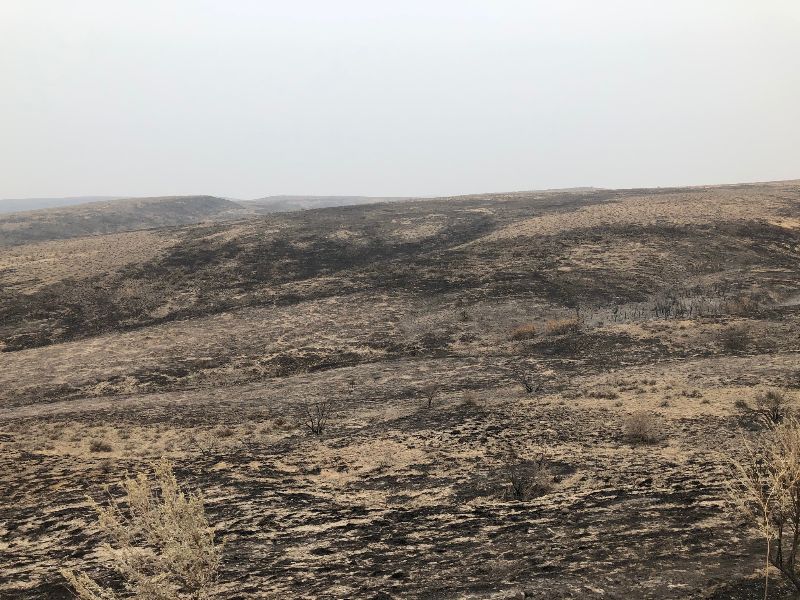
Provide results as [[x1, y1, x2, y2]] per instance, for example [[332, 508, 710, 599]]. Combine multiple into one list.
[[0, 195, 248, 246], [0, 196, 125, 214], [242, 195, 413, 213]]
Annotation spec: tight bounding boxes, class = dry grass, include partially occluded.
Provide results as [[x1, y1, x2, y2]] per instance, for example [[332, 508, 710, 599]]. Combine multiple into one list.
[[482, 186, 796, 241], [544, 317, 581, 336], [0, 231, 178, 293], [4, 182, 800, 598]]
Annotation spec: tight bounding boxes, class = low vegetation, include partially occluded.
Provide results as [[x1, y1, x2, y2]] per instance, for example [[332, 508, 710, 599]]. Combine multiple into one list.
[[730, 420, 800, 596], [61, 460, 222, 599], [623, 411, 662, 444], [501, 446, 553, 501]]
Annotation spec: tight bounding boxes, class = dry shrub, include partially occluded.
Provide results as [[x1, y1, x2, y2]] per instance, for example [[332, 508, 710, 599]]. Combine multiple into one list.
[[727, 295, 760, 316], [212, 426, 235, 439], [623, 411, 662, 444], [502, 447, 552, 501], [544, 317, 580, 336], [61, 459, 222, 599], [588, 388, 619, 400], [461, 391, 483, 410], [421, 385, 437, 409], [729, 420, 800, 595], [720, 324, 751, 352], [756, 390, 793, 423], [736, 389, 794, 426], [89, 439, 114, 453], [509, 323, 537, 341]]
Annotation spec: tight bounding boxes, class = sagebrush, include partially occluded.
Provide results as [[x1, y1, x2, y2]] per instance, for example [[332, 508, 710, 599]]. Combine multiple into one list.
[[730, 420, 800, 596], [61, 459, 222, 599]]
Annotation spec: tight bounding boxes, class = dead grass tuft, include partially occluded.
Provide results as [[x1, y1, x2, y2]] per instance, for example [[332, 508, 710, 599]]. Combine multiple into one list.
[[509, 323, 537, 341], [544, 317, 581, 336]]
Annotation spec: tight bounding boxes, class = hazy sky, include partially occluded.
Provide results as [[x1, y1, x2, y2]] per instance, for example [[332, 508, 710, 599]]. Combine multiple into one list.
[[2, 1, 799, 199]]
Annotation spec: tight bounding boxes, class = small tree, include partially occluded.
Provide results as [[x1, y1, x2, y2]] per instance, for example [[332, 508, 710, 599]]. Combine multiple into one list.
[[730, 420, 800, 597], [301, 399, 334, 435], [61, 459, 222, 599]]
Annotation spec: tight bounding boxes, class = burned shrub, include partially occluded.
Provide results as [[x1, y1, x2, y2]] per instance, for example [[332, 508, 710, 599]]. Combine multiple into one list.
[[729, 296, 760, 316], [502, 447, 553, 501], [510, 369, 538, 394], [301, 399, 335, 435], [399, 307, 459, 351]]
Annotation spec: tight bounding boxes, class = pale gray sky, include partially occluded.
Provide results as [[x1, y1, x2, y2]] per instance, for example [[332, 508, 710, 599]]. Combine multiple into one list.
[[1, 1, 799, 199]]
